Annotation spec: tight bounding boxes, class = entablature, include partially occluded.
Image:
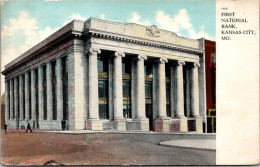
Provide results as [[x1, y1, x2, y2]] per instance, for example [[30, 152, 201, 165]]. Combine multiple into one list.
[[84, 18, 203, 54], [89, 35, 200, 63]]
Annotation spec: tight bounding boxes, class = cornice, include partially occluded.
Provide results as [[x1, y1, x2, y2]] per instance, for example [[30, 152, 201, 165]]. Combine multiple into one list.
[[89, 31, 204, 55]]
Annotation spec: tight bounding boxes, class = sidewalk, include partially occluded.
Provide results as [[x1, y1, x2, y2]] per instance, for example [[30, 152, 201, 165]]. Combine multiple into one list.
[[159, 139, 216, 150], [44, 130, 216, 150], [41, 129, 216, 136]]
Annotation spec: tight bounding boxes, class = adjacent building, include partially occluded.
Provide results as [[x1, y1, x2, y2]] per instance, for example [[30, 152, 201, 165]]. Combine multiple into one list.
[[2, 18, 207, 132], [205, 40, 216, 133]]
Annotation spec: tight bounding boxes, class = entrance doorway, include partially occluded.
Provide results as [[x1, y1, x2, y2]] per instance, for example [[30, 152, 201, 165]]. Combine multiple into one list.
[[146, 104, 153, 131]]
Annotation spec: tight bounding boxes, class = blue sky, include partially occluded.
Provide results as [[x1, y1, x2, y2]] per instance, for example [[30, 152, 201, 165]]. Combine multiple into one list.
[[1, 0, 216, 94]]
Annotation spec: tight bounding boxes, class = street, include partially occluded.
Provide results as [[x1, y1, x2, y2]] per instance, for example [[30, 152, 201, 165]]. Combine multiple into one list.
[[1, 130, 215, 165]]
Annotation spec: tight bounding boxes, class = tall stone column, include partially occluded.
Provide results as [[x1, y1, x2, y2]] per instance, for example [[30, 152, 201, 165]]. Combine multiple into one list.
[[5, 80, 10, 122], [157, 58, 168, 118], [19, 75, 24, 120], [176, 60, 185, 117], [38, 66, 44, 121], [56, 58, 63, 124], [10, 79, 14, 121], [172, 60, 188, 132], [87, 48, 102, 130], [191, 62, 202, 133], [88, 48, 100, 120], [136, 55, 147, 120], [46, 62, 52, 121], [170, 66, 175, 118], [155, 58, 170, 132], [113, 52, 126, 131], [24, 72, 29, 120], [113, 52, 124, 120], [14, 77, 19, 128], [136, 54, 149, 131], [191, 62, 200, 117], [31, 70, 36, 123]]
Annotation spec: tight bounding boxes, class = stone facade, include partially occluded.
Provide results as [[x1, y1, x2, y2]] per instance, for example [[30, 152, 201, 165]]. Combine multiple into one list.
[[2, 18, 206, 133]]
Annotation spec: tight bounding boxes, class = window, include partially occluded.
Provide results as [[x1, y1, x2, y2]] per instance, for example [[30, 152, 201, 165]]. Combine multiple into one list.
[[17, 78, 20, 119], [43, 66, 47, 120], [99, 104, 109, 119], [98, 80, 109, 119], [165, 64, 171, 78], [98, 55, 109, 119], [52, 62, 57, 120], [62, 56, 68, 120], [98, 80, 108, 98], [35, 69, 38, 121], [123, 81, 131, 98], [122, 59, 131, 74], [22, 75, 25, 119], [28, 73, 31, 120], [166, 83, 170, 100], [8, 81, 10, 119], [166, 82, 171, 117], [211, 52, 216, 65], [98, 56, 108, 73], [123, 104, 131, 118], [145, 82, 152, 98], [12, 79, 15, 119], [145, 62, 153, 76], [166, 104, 171, 117]]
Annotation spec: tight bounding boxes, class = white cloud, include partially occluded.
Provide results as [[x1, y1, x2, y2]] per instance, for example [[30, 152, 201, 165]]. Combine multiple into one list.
[[62, 14, 87, 25], [100, 14, 106, 20], [155, 9, 213, 40], [1, 11, 59, 95], [1, 11, 58, 66], [156, 11, 179, 32], [128, 12, 151, 26], [2, 11, 38, 38]]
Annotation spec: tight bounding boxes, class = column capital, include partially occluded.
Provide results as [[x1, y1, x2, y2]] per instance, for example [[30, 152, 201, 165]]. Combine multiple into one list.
[[86, 47, 101, 55], [137, 54, 147, 60], [159, 57, 168, 64], [114, 51, 125, 57], [193, 62, 200, 67], [177, 60, 185, 66]]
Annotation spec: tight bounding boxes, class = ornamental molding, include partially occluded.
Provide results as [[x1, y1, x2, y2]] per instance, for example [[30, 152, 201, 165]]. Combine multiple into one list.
[[91, 32, 203, 55], [159, 57, 168, 64], [137, 54, 147, 60], [178, 60, 186, 66], [87, 47, 101, 55], [114, 52, 125, 57], [146, 25, 160, 37], [194, 62, 200, 67]]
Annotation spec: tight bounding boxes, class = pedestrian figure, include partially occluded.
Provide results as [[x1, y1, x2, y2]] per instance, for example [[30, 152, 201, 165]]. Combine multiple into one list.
[[26, 121, 32, 133], [61, 120, 66, 131], [4, 122, 7, 134]]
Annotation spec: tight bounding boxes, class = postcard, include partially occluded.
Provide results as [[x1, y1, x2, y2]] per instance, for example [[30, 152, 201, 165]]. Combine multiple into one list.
[[0, 0, 259, 165]]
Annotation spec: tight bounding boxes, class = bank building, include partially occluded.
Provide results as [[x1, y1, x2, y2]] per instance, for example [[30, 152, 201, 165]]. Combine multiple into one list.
[[2, 18, 207, 133]]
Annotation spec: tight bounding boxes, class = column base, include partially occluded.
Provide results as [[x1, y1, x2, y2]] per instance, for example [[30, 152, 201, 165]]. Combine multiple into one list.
[[114, 120, 126, 131], [170, 117, 188, 132], [155, 117, 170, 132], [188, 117, 203, 133], [195, 117, 203, 133], [139, 119, 149, 132], [86, 120, 103, 131]]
